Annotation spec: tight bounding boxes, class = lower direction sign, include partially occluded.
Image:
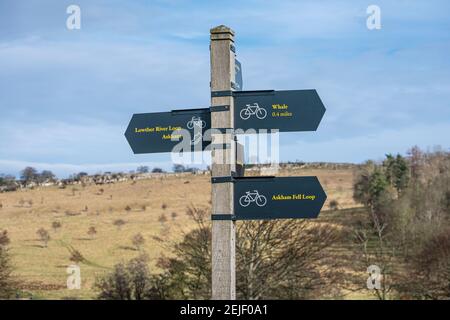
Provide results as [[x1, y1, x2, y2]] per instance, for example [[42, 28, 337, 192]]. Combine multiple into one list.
[[232, 176, 327, 220], [125, 108, 211, 154]]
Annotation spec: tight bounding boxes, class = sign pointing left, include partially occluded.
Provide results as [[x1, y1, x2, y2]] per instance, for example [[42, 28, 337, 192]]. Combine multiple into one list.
[[125, 108, 211, 154]]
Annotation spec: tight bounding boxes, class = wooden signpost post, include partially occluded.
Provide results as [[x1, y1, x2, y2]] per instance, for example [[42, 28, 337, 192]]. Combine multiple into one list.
[[125, 25, 327, 300]]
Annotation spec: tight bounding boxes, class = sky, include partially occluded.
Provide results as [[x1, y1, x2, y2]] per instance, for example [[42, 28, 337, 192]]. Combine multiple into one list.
[[0, 0, 449, 177]]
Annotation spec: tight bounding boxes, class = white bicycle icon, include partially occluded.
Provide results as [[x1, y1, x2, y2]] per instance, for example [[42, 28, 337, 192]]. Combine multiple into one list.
[[239, 190, 267, 207], [239, 103, 267, 120], [187, 116, 206, 129]]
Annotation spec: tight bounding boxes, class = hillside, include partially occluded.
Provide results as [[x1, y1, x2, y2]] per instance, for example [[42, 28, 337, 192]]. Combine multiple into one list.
[[0, 166, 360, 299]]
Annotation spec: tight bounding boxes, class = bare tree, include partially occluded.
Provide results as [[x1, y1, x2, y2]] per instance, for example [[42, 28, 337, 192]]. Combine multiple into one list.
[[132, 233, 146, 251], [0, 232, 14, 298], [87, 226, 97, 240], [156, 207, 340, 300], [37, 228, 50, 248], [68, 246, 85, 264], [236, 219, 340, 299], [96, 255, 153, 300], [113, 219, 126, 231], [328, 199, 339, 211], [158, 214, 167, 224], [52, 221, 62, 232], [21, 167, 38, 183]]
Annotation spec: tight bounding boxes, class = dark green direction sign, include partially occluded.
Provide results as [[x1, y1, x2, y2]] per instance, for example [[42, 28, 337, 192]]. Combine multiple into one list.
[[233, 176, 327, 220], [125, 109, 211, 154], [234, 89, 325, 132]]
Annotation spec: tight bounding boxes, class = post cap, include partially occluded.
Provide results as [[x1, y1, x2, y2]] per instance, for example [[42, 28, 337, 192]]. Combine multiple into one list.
[[210, 25, 235, 36]]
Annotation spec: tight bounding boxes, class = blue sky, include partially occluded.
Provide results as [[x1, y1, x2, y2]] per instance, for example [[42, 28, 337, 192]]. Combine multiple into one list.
[[0, 0, 449, 177]]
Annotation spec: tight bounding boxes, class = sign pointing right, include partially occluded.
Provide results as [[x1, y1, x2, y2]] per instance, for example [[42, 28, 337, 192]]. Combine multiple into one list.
[[233, 89, 326, 132], [231, 176, 327, 220]]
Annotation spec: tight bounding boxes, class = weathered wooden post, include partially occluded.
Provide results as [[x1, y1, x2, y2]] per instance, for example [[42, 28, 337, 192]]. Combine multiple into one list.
[[210, 25, 236, 300]]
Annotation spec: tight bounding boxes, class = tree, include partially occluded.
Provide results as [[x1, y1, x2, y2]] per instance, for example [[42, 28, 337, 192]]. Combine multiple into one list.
[[383, 154, 409, 195], [137, 166, 149, 174], [36, 228, 50, 248], [51, 221, 62, 232], [87, 226, 97, 240], [328, 199, 339, 211], [74, 172, 88, 181], [39, 170, 55, 183], [353, 165, 391, 214], [0, 230, 10, 246], [152, 168, 164, 173], [158, 214, 167, 224], [68, 246, 85, 264], [0, 234, 14, 298], [95, 205, 341, 300], [113, 219, 126, 230], [0, 174, 15, 187], [236, 220, 340, 299], [96, 255, 157, 300], [404, 228, 450, 299], [352, 150, 450, 300], [132, 233, 145, 251], [21, 167, 38, 183], [159, 207, 339, 299], [172, 164, 186, 173]]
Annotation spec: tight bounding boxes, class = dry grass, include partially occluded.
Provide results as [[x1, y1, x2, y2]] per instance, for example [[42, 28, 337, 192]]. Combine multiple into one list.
[[0, 168, 359, 299]]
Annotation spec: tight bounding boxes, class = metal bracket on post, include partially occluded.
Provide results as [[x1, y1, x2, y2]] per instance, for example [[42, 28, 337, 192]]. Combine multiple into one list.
[[211, 214, 236, 221], [170, 107, 210, 115], [211, 128, 233, 134], [210, 143, 232, 150], [210, 105, 230, 112], [211, 90, 234, 97], [211, 176, 234, 184]]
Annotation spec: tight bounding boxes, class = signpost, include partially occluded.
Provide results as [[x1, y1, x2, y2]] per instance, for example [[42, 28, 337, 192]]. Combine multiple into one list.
[[124, 25, 327, 301]]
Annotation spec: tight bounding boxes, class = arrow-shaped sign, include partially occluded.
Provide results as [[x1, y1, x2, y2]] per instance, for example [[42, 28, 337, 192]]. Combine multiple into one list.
[[125, 108, 211, 154], [233, 89, 325, 132], [226, 176, 327, 220]]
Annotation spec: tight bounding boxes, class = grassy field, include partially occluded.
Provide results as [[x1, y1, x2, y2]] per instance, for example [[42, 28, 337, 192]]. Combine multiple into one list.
[[0, 167, 362, 299]]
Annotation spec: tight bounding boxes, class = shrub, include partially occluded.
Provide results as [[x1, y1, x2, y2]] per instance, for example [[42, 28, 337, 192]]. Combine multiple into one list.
[[132, 233, 145, 251], [37, 228, 50, 248], [87, 226, 97, 239], [51, 221, 62, 232], [328, 199, 339, 211], [69, 248, 85, 264], [0, 241, 14, 298], [113, 219, 126, 230], [158, 214, 167, 224], [95, 255, 163, 300]]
